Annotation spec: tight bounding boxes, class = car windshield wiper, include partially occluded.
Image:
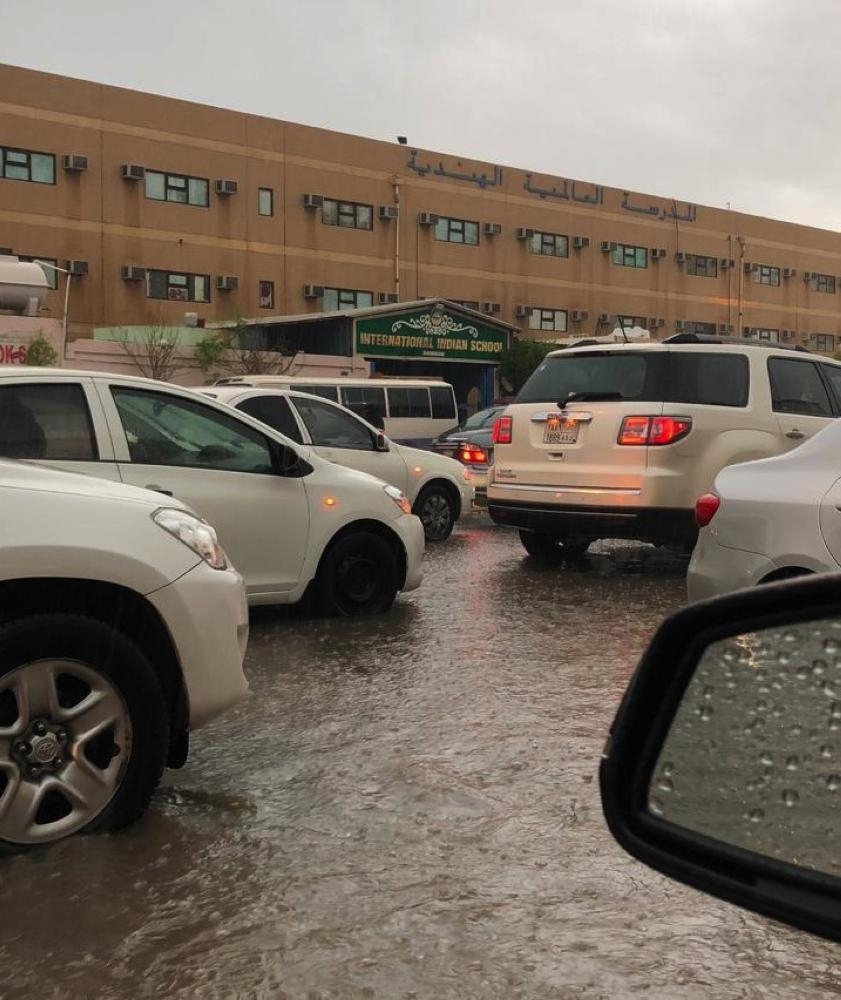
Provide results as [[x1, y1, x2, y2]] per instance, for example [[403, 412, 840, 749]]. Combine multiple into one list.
[[558, 391, 623, 409]]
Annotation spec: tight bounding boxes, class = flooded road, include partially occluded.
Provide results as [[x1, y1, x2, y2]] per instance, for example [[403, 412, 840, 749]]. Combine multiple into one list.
[[3, 518, 841, 999]]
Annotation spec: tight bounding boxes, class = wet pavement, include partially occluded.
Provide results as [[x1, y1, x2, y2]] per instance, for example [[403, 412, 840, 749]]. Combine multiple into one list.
[[3, 517, 841, 999]]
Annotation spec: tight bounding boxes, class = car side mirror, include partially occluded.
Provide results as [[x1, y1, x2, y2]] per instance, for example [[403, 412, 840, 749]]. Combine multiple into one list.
[[375, 432, 389, 452], [601, 573, 841, 943]]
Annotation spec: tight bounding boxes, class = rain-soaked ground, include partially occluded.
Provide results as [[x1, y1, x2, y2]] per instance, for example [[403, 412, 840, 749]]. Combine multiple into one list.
[[3, 517, 841, 999]]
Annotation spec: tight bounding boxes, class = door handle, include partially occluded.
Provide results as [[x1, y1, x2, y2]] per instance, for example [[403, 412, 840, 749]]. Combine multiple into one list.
[[145, 484, 174, 496], [785, 429, 805, 440]]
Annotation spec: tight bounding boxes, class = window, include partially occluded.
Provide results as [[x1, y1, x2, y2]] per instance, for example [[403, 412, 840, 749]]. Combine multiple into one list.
[[321, 198, 373, 230], [147, 269, 210, 303], [617, 315, 648, 331], [528, 308, 568, 333], [258, 187, 274, 217], [322, 287, 373, 311], [612, 244, 648, 269], [430, 386, 457, 420], [814, 334, 836, 353], [686, 255, 718, 278], [745, 327, 779, 343], [811, 272, 836, 294], [0, 147, 55, 185], [235, 395, 302, 443], [768, 358, 832, 417], [386, 387, 431, 418], [294, 395, 374, 450], [18, 255, 58, 289], [821, 363, 841, 404], [752, 264, 780, 287], [297, 384, 339, 402], [144, 170, 209, 207], [0, 384, 98, 461], [528, 231, 569, 257], [259, 280, 275, 309], [434, 216, 479, 245], [665, 354, 749, 408], [451, 299, 480, 311], [111, 387, 275, 472], [684, 321, 716, 336], [339, 386, 387, 428]]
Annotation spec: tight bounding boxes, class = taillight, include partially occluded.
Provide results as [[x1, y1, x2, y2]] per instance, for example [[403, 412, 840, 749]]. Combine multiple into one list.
[[458, 444, 489, 464], [492, 415, 513, 444], [618, 415, 692, 446], [695, 493, 720, 527]]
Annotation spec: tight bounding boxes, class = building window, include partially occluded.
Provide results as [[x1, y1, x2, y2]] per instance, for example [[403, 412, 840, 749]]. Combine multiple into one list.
[[528, 308, 567, 333], [811, 272, 836, 294], [258, 188, 274, 217], [617, 315, 648, 330], [18, 255, 58, 289], [146, 269, 210, 302], [814, 334, 836, 352], [259, 280, 275, 309], [0, 147, 55, 185], [323, 287, 373, 311], [612, 244, 648, 269], [686, 254, 718, 278], [434, 216, 479, 246], [321, 198, 373, 230], [145, 170, 209, 207], [752, 264, 780, 287], [528, 231, 569, 257], [685, 321, 716, 336], [744, 327, 779, 343], [451, 299, 480, 311]]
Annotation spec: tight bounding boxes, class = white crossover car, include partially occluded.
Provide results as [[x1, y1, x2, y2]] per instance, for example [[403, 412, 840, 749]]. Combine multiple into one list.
[[688, 419, 841, 601]]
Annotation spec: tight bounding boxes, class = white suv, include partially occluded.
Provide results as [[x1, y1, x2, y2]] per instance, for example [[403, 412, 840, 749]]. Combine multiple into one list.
[[488, 336, 841, 559], [0, 459, 249, 851]]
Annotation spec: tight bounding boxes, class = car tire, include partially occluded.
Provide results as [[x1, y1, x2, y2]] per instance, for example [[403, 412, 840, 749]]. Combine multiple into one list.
[[519, 530, 592, 562], [318, 531, 399, 616], [0, 613, 168, 853], [414, 484, 456, 542]]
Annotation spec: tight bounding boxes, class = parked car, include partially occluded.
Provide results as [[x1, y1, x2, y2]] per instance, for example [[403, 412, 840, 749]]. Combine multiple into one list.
[[0, 370, 424, 615], [431, 405, 504, 500], [200, 386, 473, 541], [487, 335, 841, 560], [0, 457, 249, 851], [688, 418, 841, 601]]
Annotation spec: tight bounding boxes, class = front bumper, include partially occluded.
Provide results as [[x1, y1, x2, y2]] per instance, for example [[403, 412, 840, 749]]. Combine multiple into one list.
[[687, 533, 776, 603], [148, 561, 250, 731], [394, 512, 425, 592]]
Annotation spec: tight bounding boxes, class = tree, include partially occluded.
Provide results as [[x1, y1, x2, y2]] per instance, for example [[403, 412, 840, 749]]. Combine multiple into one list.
[[25, 334, 59, 367], [498, 337, 555, 394], [194, 321, 298, 380], [116, 323, 182, 382]]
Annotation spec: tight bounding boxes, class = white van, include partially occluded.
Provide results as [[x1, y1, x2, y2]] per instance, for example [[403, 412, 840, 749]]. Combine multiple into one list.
[[212, 375, 457, 446]]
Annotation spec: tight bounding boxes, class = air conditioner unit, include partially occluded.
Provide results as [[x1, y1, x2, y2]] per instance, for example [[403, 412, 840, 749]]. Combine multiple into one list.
[[63, 154, 88, 172], [302, 193, 323, 209], [743, 261, 755, 272], [303, 284, 324, 299], [482, 301, 501, 315], [675, 252, 688, 264], [600, 241, 616, 253], [782, 329, 795, 340], [719, 258, 735, 269], [743, 326, 755, 337], [650, 248, 666, 259], [121, 163, 145, 181], [216, 275, 239, 291], [65, 259, 88, 276], [803, 271, 813, 281], [570, 310, 588, 322], [783, 267, 797, 278], [515, 227, 534, 240], [515, 305, 531, 318], [572, 236, 589, 249], [483, 222, 502, 237], [598, 312, 611, 323], [674, 320, 686, 332], [648, 317, 665, 329], [378, 205, 398, 220], [718, 323, 734, 335], [215, 179, 238, 196], [184, 312, 199, 328], [418, 212, 438, 226], [377, 292, 398, 304], [120, 265, 146, 281]]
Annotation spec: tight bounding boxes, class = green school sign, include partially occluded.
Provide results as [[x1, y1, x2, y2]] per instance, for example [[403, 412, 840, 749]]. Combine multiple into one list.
[[354, 307, 510, 364]]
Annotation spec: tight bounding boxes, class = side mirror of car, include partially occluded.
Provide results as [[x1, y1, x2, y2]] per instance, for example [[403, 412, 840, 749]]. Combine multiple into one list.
[[601, 573, 841, 943], [375, 432, 390, 452]]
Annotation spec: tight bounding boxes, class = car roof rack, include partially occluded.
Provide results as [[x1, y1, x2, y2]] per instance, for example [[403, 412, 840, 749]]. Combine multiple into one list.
[[663, 333, 811, 353], [560, 338, 604, 349]]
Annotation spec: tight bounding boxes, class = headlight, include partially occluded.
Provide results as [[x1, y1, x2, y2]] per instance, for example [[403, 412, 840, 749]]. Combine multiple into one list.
[[383, 484, 412, 515], [153, 508, 227, 569]]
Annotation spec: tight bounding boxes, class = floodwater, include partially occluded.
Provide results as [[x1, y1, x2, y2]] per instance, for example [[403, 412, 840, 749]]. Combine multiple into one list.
[[2, 519, 841, 999]]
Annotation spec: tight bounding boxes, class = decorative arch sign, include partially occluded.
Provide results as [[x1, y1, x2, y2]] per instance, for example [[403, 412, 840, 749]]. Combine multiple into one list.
[[355, 307, 509, 364]]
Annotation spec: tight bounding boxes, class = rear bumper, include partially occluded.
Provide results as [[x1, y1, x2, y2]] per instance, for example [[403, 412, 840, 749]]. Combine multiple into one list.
[[487, 497, 697, 549], [687, 534, 776, 602]]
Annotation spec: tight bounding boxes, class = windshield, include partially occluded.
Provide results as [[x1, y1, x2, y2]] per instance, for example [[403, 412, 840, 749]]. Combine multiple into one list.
[[462, 405, 501, 430]]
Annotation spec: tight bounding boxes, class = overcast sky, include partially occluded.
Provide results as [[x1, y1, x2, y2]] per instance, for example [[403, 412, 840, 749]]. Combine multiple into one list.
[[3, 0, 840, 230]]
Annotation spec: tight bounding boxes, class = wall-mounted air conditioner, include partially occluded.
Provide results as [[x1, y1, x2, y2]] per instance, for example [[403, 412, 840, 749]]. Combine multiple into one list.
[[215, 179, 238, 196], [377, 292, 398, 304], [483, 222, 502, 237], [418, 212, 438, 226], [572, 236, 589, 249], [121, 163, 145, 181], [216, 275, 239, 291], [378, 205, 398, 220], [65, 259, 88, 276], [302, 193, 323, 209], [63, 154, 88, 172], [120, 265, 146, 281], [303, 284, 324, 299]]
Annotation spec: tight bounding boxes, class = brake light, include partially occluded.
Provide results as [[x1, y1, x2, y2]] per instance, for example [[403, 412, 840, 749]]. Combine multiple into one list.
[[458, 444, 489, 464], [618, 415, 692, 446], [695, 493, 720, 527], [492, 415, 513, 445]]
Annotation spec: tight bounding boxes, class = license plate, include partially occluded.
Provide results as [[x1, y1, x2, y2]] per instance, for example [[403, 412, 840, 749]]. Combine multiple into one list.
[[543, 416, 579, 445]]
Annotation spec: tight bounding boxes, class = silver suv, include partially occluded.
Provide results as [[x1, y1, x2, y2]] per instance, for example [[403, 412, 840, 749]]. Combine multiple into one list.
[[487, 335, 841, 559]]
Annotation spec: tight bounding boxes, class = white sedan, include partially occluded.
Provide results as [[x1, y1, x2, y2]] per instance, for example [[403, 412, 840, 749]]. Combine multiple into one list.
[[687, 419, 841, 601]]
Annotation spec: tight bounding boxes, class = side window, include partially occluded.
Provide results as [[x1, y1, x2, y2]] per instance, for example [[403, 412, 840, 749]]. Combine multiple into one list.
[[0, 383, 98, 460], [768, 358, 833, 417], [339, 386, 387, 429], [666, 354, 749, 407], [387, 387, 431, 418], [820, 364, 841, 411], [294, 396, 374, 450], [235, 395, 303, 443], [111, 388, 275, 472], [430, 386, 457, 419], [297, 384, 339, 402]]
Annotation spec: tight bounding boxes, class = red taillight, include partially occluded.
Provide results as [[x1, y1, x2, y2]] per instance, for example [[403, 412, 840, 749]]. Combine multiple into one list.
[[618, 415, 692, 446], [492, 415, 513, 445], [458, 444, 489, 464], [695, 493, 720, 527]]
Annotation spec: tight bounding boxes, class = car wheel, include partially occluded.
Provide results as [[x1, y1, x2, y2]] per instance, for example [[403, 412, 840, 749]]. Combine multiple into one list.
[[519, 530, 592, 562], [414, 485, 456, 542], [318, 531, 399, 616], [0, 614, 168, 853]]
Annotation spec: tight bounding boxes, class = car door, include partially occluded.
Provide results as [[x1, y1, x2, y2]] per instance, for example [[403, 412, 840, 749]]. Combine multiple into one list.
[[0, 376, 121, 479], [291, 394, 409, 491], [97, 381, 309, 599], [768, 356, 836, 449]]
